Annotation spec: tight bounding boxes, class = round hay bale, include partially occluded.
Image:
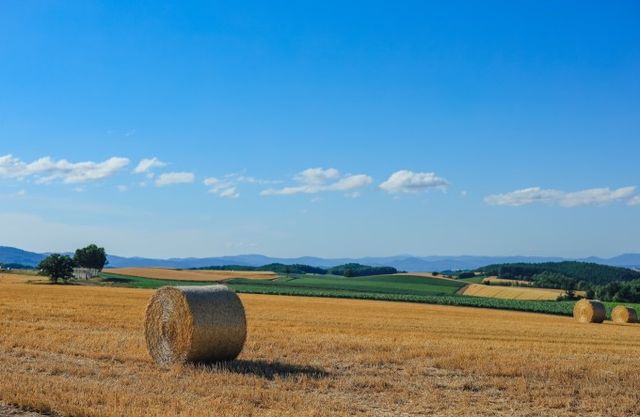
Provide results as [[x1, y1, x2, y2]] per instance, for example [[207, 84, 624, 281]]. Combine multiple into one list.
[[573, 299, 606, 324], [144, 285, 246, 365], [611, 305, 638, 324]]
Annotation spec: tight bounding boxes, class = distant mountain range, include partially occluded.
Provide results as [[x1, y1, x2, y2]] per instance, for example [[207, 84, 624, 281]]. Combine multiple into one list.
[[1, 245, 639, 271]]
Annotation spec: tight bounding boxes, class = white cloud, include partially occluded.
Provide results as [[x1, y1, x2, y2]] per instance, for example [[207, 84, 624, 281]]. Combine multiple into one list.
[[0, 154, 130, 184], [117, 185, 128, 192], [294, 168, 339, 185], [261, 168, 372, 196], [230, 174, 279, 185], [219, 187, 239, 198], [133, 157, 167, 176], [485, 186, 636, 207], [627, 195, 640, 206], [379, 170, 449, 194], [155, 172, 195, 186], [203, 177, 239, 198]]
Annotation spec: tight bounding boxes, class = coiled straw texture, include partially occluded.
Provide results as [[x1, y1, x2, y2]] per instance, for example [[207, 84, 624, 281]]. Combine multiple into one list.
[[573, 299, 606, 324], [145, 285, 247, 365]]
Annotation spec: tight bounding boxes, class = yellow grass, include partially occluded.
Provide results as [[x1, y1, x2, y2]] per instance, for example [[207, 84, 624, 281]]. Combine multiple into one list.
[[459, 283, 567, 300], [106, 267, 277, 281], [1, 275, 640, 416], [0, 272, 48, 284]]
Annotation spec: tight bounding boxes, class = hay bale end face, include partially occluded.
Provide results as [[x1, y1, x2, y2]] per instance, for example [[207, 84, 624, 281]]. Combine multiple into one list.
[[145, 285, 247, 365], [573, 299, 606, 324], [611, 305, 638, 324]]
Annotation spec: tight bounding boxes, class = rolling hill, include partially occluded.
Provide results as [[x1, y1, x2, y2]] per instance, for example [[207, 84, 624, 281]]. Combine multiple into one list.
[[1, 245, 639, 271]]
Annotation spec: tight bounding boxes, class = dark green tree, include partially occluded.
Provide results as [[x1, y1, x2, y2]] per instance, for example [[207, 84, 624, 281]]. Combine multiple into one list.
[[73, 244, 108, 271], [38, 254, 75, 284]]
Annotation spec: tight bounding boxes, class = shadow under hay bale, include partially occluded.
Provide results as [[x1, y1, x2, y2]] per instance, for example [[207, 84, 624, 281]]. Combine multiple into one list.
[[611, 305, 638, 324], [198, 359, 329, 380], [145, 285, 247, 365], [573, 299, 606, 324]]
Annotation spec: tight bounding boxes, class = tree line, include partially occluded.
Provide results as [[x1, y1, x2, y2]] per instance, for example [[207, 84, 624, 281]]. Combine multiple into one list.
[[192, 262, 399, 277], [479, 261, 640, 285], [38, 244, 108, 283], [477, 261, 640, 302]]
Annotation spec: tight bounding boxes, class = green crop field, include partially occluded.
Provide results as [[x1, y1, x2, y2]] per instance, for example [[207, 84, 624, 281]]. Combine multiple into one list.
[[98, 271, 640, 319], [246, 273, 466, 295]]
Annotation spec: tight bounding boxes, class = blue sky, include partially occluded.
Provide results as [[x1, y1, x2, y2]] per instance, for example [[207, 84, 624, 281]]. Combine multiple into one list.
[[1, 1, 638, 258]]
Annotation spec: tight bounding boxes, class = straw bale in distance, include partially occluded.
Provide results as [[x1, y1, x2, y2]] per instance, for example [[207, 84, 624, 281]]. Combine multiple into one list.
[[145, 285, 247, 365], [573, 299, 606, 324], [611, 305, 638, 324]]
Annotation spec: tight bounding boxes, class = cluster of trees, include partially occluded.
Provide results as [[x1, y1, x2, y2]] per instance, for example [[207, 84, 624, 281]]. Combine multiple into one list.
[[38, 244, 108, 284], [479, 261, 640, 285], [193, 262, 398, 277], [593, 280, 640, 303], [326, 263, 398, 277], [478, 261, 640, 302]]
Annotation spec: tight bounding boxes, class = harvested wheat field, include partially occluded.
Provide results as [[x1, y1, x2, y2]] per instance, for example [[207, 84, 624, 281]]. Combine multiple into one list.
[[1, 276, 640, 416], [459, 283, 572, 300], [106, 267, 277, 281], [482, 276, 533, 286]]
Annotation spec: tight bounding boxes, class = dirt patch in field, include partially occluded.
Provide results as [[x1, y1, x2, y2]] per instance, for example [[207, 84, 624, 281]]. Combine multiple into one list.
[[106, 267, 277, 281], [0, 403, 49, 416]]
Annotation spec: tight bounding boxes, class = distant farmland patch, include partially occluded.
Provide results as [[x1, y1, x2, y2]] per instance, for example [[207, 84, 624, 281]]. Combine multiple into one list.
[[459, 283, 575, 300], [481, 276, 532, 286], [106, 267, 277, 282]]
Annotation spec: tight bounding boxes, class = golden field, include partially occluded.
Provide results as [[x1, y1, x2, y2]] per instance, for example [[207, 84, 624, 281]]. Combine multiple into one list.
[[1, 273, 640, 416], [459, 283, 570, 300], [482, 276, 533, 286], [106, 267, 277, 281]]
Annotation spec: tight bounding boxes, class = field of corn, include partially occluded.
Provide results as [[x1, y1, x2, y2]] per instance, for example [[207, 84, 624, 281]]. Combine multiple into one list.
[[2, 273, 640, 416]]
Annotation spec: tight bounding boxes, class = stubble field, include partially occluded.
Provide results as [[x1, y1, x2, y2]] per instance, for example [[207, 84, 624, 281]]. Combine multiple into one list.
[[1, 273, 639, 416], [458, 283, 569, 300]]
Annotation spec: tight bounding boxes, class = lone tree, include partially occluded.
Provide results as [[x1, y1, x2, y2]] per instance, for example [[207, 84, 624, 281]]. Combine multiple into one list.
[[74, 244, 108, 271], [38, 254, 75, 284]]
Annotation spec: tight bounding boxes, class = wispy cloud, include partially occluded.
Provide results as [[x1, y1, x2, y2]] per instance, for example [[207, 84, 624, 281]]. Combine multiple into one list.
[[231, 173, 280, 185], [628, 195, 640, 206], [379, 170, 449, 194], [485, 186, 636, 207], [155, 172, 195, 186], [133, 157, 167, 178], [261, 168, 372, 196], [0, 154, 130, 184], [203, 177, 239, 198], [203, 172, 280, 198]]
